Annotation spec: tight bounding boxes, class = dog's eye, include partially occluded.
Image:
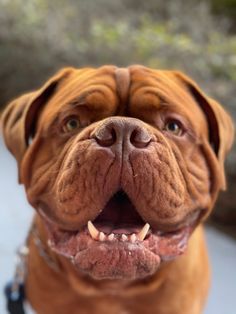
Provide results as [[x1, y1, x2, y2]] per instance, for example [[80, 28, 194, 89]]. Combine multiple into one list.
[[63, 118, 80, 132], [164, 120, 183, 136]]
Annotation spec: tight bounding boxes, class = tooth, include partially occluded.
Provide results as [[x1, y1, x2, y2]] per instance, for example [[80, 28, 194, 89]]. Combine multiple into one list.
[[108, 233, 115, 241], [87, 221, 99, 240], [47, 240, 53, 247], [99, 232, 106, 241], [121, 234, 128, 241], [130, 233, 136, 243], [137, 223, 150, 241]]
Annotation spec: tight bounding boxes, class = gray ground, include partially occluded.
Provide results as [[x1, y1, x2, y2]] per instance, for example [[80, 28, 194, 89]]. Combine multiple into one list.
[[0, 136, 235, 314]]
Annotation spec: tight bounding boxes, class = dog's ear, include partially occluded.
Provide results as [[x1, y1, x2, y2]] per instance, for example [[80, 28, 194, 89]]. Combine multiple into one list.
[[1, 68, 73, 181], [174, 71, 234, 190]]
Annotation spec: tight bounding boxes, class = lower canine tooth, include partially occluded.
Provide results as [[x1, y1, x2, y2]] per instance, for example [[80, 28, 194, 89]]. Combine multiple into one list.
[[137, 223, 150, 241], [87, 220, 99, 240], [121, 234, 128, 241], [108, 233, 115, 241], [99, 232, 106, 241]]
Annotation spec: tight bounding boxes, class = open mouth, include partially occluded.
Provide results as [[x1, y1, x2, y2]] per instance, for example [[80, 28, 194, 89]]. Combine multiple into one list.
[[88, 190, 151, 243], [45, 190, 194, 280]]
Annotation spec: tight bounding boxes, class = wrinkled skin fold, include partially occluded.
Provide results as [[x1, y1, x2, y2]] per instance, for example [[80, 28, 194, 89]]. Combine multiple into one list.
[[2, 65, 234, 314]]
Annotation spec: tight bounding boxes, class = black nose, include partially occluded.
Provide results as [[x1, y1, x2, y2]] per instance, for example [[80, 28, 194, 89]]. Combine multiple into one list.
[[93, 117, 152, 149]]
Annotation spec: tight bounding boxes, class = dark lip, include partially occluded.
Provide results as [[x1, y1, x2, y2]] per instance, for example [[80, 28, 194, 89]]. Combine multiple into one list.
[[37, 183, 204, 238], [39, 202, 202, 239], [44, 213, 196, 247], [38, 189, 204, 250], [42, 207, 197, 281], [46, 218, 194, 277]]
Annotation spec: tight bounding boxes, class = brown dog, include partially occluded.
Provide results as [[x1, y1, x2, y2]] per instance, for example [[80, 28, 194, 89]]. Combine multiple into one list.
[[2, 66, 234, 314]]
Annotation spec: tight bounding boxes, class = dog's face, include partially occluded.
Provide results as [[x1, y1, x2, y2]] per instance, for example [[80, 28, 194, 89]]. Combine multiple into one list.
[[2, 66, 234, 281]]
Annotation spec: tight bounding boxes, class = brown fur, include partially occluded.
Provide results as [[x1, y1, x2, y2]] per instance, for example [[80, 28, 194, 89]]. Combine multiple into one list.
[[1, 65, 234, 314]]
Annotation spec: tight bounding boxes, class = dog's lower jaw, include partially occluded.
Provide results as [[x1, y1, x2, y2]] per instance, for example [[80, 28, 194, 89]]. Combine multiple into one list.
[[43, 211, 196, 281], [26, 215, 210, 314]]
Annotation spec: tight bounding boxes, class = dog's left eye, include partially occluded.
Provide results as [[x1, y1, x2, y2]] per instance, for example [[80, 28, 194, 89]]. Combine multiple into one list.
[[164, 120, 183, 136], [63, 118, 80, 132]]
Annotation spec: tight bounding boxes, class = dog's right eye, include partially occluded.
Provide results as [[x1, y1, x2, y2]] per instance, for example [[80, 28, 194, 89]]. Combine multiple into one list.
[[63, 117, 81, 133], [164, 119, 184, 136]]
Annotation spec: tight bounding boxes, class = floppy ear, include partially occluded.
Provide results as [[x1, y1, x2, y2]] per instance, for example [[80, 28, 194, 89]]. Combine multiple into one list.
[[1, 67, 73, 182], [174, 72, 234, 190]]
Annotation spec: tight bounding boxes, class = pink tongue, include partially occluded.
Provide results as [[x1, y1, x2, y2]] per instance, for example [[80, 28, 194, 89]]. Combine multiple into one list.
[[94, 223, 141, 235], [111, 227, 139, 234]]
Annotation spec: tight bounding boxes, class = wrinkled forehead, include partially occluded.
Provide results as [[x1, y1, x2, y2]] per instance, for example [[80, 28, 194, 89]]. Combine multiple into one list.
[[39, 66, 119, 123], [38, 66, 208, 135], [129, 67, 208, 133]]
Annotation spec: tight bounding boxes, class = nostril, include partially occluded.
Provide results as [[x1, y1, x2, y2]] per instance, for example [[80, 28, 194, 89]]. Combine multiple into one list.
[[130, 128, 152, 148], [95, 127, 117, 147], [93, 119, 152, 149]]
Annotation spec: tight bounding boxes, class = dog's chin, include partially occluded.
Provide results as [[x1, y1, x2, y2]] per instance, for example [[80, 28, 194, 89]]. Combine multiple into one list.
[[42, 191, 198, 281]]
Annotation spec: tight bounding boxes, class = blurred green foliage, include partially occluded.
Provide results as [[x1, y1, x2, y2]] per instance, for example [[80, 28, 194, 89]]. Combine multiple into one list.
[[210, 0, 236, 28], [0, 0, 235, 112]]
